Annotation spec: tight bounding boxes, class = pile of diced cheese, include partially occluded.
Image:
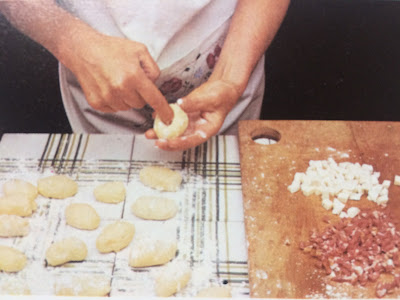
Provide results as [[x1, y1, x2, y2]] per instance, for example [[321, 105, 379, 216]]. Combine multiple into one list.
[[288, 158, 391, 218]]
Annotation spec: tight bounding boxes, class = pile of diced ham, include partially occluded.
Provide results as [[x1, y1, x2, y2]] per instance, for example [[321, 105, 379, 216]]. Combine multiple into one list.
[[300, 210, 399, 298]]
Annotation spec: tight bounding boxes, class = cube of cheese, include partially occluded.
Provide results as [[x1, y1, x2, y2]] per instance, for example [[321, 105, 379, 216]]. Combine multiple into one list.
[[394, 175, 400, 186], [332, 198, 346, 215], [347, 207, 360, 218], [321, 198, 333, 210], [288, 181, 301, 193], [337, 191, 350, 204]]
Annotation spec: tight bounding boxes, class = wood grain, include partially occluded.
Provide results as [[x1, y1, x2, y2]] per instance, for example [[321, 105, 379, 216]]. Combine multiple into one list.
[[238, 120, 400, 298]]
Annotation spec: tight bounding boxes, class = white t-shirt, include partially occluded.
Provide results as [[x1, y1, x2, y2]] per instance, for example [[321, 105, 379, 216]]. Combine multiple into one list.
[[58, 0, 265, 134]]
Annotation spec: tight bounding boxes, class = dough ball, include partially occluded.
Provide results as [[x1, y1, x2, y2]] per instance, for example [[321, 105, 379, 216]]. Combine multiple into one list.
[[54, 275, 111, 297], [131, 196, 178, 220], [0, 194, 36, 217], [196, 286, 232, 298], [96, 221, 135, 253], [3, 179, 38, 201], [154, 260, 191, 297], [0, 278, 30, 295], [0, 215, 29, 237], [93, 181, 126, 204], [154, 103, 189, 140], [129, 237, 177, 267], [139, 166, 182, 192], [38, 175, 78, 199], [45, 237, 88, 266], [65, 203, 100, 230], [0, 245, 27, 272]]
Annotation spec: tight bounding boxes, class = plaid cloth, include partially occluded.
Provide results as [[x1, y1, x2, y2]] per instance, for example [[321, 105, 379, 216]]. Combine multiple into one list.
[[0, 134, 249, 297]]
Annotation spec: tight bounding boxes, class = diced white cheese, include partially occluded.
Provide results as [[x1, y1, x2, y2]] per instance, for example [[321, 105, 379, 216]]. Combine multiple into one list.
[[332, 198, 345, 215], [349, 192, 362, 201], [339, 211, 348, 218], [376, 195, 389, 205], [321, 198, 333, 210], [361, 164, 374, 174], [394, 175, 400, 186], [382, 180, 391, 189], [301, 185, 314, 197], [337, 191, 350, 203], [288, 180, 301, 193], [347, 207, 360, 218]]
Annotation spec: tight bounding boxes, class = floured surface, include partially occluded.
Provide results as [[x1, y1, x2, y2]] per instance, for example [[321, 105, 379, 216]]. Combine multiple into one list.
[[0, 134, 248, 297], [238, 120, 400, 298]]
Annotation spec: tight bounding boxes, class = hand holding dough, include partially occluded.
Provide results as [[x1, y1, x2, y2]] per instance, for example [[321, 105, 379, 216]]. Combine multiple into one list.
[[154, 104, 188, 139]]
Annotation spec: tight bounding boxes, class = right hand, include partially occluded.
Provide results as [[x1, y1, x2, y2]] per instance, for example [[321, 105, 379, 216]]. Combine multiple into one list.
[[63, 33, 173, 124]]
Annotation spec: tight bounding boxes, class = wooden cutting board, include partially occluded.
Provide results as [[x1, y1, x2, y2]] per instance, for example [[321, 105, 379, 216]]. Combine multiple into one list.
[[238, 120, 400, 298]]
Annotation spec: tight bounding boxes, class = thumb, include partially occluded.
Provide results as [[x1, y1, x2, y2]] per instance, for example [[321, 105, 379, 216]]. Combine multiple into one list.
[[177, 91, 206, 114]]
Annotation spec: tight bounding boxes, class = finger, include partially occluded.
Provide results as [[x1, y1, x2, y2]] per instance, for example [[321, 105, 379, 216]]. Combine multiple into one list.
[[137, 45, 161, 82], [96, 104, 116, 114], [177, 92, 207, 114], [155, 132, 208, 151], [109, 99, 132, 111], [137, 76, 174, 125], [144, 129, 158, 140], [122, 90, 146, 109], [139, 53, 161, 82], [86, 94, 116, 113]]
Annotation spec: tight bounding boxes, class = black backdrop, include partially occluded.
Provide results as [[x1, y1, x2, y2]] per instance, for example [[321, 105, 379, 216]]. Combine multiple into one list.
[[1, 0, 400, 134]]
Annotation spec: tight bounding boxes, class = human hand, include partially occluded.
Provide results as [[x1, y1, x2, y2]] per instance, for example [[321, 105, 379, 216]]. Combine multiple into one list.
[[145, 79, 241, 151], [64, 33, 173, 123]]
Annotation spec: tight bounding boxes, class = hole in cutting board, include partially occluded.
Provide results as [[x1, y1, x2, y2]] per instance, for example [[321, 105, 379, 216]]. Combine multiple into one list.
[[251, 127, 281, 145]]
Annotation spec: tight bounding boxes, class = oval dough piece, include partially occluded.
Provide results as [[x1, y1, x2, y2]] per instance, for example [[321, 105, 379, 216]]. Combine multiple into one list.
[[0, 194, 35, 217], [154, 260, 191, 297], [65, 203, 100, 230], [3, 179, 38, 201], [131, 196, 178, 220], [94, 181, 126, 204], [0, 215, 29, 237], [37, 175, 78, 199], [196, 286, 232, 298], [54, 275, 111, 297], [154, 103, 189, 139], [139, 166, 182, 192], [129, 237, 177, 267], [0, 245, 27, 272], [96, 221, 135, 253], [0, 278, 30, 295], [46, 237, 88, 266]]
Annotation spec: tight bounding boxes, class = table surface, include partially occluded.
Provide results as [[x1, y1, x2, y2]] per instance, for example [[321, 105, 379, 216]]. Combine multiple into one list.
[[0, 134, 249, 298]]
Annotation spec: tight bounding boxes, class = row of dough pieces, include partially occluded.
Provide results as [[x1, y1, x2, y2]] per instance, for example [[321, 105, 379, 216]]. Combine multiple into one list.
[[0, 166, 231, 297]]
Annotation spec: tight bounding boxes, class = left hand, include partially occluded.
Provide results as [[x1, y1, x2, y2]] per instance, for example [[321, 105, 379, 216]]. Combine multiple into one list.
[[145, 79, 241, 151]]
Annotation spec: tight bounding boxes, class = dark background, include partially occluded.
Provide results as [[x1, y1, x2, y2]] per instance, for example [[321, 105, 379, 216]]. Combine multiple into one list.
[[1, 0, 400, 134]]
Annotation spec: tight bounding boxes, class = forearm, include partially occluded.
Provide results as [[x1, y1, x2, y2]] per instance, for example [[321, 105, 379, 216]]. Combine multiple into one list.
[[0, 0, 101, 65], [212, 0, 290, 95]]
